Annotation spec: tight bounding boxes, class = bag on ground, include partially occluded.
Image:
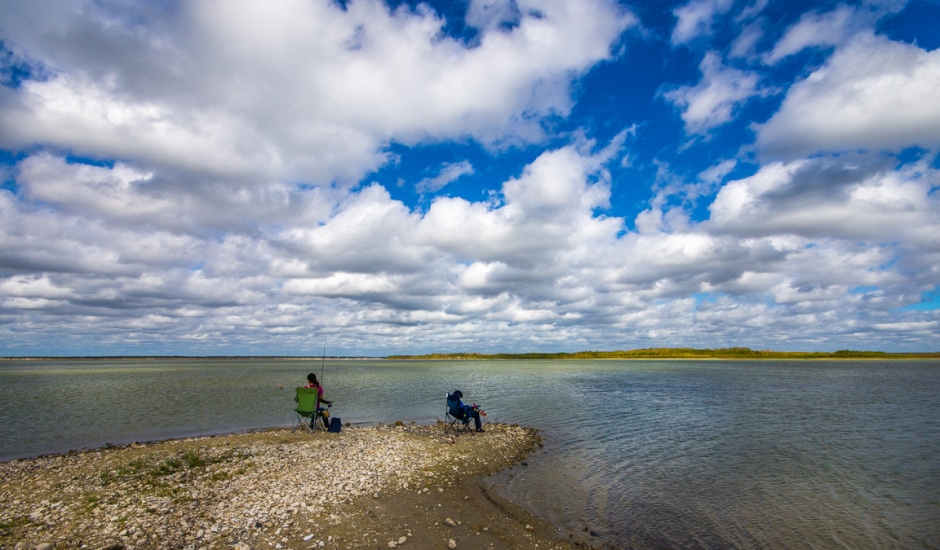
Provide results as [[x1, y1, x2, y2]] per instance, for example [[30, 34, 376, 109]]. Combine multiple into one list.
[[328, 417, 342, 433]]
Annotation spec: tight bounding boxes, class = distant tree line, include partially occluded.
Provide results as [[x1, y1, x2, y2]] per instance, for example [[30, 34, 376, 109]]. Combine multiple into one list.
[[0, 356, 378, 361], [6, 349, 937, 361], [386, 348, 940, 360]]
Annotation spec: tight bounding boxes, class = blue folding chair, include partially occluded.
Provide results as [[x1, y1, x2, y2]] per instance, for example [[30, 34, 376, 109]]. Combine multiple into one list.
[[445, 392, 473, 436]]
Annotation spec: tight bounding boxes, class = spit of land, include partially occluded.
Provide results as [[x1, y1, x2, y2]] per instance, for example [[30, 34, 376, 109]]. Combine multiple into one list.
[[1, 423, 596, 550]]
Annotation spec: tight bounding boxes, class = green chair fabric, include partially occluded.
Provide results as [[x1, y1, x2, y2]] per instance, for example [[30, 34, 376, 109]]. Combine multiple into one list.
[[293, 387, 323, 433]]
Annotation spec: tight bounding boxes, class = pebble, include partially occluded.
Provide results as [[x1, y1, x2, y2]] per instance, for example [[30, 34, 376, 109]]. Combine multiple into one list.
[[0, 424, 541, 550], [448, 538, 457, 549]]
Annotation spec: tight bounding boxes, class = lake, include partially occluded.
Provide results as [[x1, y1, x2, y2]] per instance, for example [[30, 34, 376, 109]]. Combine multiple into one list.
[[1, 358, 938, 549]]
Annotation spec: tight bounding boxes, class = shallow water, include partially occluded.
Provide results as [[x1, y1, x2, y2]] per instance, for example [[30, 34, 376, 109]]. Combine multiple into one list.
[[1, 358, 938, 549]]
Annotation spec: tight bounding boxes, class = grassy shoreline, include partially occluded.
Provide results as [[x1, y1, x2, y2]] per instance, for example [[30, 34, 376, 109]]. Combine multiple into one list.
[[4, 347, 938, 361], [388, 348, 940, 360]]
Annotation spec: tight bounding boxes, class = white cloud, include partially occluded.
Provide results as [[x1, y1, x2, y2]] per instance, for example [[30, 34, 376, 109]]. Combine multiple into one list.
[[0, 139, 635, 352], [730, 21, 763, 59], [416, 160, 475, 194], [763, 6, 857, 64], [735, 0, 768, 22], [671, 0, 734, 45], [280, 184, 428, 275], [417, 142, 620, 270], [0, 0, 636, 187], [872, 320, 938, 332], [758, 32, 940, 156], [0, 275, 73, 301], [708, 157, 940, 244], [14, 153, 336, 234], [699, 159, 737, 185], [663, 51, 761, 135], [0, 2, 937, 355], [283, 272, 399, 297], [2, 136, 937, 355], [466, 0, 521, 32]]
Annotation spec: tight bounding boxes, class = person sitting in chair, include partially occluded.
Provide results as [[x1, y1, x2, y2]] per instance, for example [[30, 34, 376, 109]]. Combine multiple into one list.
[[306, 373, 332, 428], [447, 390, 485, 432]]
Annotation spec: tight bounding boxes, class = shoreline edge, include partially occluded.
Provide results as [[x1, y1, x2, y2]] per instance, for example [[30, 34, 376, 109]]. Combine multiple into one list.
[[1, 423, 596, 549]]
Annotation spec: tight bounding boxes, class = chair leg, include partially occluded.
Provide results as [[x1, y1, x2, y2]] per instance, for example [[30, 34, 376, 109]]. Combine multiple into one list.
[[294, 413, 315, 433], [445, 413, 474, 437], [445, 415, 462, 436]]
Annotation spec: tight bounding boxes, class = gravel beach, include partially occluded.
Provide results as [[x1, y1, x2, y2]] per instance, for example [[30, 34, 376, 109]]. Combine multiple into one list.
[[1, 423, 591, 550]]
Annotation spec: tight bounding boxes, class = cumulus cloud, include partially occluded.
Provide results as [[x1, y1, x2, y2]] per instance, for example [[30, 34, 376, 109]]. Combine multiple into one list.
[[663, 51, 761, 135], [709, 157, 940, 244], [0, 0, 636, 186], [0, 1, 937, 355], [416, 143, 622, 286], [758, 32, 940, 156], [4, 134, 936, 354]]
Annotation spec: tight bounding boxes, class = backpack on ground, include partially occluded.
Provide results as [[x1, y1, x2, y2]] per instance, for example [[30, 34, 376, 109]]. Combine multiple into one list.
[[328, 417, 342, 433]]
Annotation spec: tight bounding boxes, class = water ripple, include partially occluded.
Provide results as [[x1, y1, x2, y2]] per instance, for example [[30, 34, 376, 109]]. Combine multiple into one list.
[[2, 359, 939, 549]]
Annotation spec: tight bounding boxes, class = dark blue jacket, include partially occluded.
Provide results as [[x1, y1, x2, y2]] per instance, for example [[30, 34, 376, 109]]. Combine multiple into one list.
[[447, 393, 470, 418]]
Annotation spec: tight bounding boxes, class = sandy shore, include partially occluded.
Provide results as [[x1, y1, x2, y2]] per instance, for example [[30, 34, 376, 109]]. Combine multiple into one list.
[[1, 423, 594, 550]]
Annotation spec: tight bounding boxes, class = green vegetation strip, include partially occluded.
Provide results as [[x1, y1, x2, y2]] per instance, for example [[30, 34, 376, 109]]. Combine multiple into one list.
[[388, 348, 940, 360]]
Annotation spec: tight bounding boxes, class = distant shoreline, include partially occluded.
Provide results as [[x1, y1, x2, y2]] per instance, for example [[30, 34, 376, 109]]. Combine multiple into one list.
[[0, 356, 382, 361], [2, 348, 939, 361], [387, 348, 940, 360]]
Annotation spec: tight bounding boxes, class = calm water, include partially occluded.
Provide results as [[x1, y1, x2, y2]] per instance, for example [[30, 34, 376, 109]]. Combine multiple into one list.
[[1, 359, 938, 549]]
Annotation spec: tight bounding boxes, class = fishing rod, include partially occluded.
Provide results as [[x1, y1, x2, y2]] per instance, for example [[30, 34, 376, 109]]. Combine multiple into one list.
[[320, 344, 326, 383]]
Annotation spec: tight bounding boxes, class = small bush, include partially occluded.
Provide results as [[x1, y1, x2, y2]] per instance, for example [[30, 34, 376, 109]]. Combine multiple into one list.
[[182, 450, 207, 468]]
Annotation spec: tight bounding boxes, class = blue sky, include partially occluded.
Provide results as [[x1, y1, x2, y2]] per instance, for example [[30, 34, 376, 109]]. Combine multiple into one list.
[[0, 0, 938, 356]]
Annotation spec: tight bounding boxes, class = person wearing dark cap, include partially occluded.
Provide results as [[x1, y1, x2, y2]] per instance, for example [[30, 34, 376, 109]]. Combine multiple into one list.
[[446, 390, 485, 432]]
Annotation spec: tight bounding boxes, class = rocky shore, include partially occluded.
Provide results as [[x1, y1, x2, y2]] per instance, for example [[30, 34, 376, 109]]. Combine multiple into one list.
[[1, 423, 589, 550]]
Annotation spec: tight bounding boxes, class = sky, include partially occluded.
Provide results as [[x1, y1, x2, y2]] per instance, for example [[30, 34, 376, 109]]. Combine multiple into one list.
[[0, 0, 938, 357]]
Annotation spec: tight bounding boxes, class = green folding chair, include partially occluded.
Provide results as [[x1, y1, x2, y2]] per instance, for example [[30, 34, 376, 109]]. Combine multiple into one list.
[[293, 387, 326, 433]]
